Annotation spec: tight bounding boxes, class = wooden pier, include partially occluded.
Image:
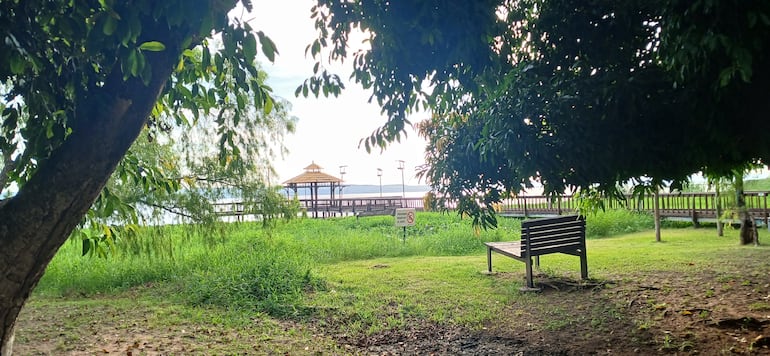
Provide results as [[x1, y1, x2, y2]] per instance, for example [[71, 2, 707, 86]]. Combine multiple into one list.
[[215, 191, 770, 225]]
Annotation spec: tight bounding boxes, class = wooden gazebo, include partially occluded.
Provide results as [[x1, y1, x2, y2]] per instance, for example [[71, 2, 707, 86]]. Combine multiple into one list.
[[282, 162, 342, 218]]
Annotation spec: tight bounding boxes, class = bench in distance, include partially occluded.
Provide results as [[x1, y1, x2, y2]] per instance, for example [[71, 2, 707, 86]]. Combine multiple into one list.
[[484, 215, 588, 291]]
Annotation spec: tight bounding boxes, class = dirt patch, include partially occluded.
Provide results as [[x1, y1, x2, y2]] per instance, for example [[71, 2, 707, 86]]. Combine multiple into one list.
[[330, 318, 534, 355], [329, 263, 770, 355]]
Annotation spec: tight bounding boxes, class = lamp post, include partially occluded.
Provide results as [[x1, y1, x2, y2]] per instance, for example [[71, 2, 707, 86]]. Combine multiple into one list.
[[397, 160, 405, 198], [377, 168, 383, 197], [339, 165, 347, 199]]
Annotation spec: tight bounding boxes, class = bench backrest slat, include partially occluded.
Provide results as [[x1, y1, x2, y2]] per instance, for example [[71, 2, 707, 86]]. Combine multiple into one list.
[[524, 225, 584, 240], [520, 215, 585, 256], [521, 215, 583, 228], [529, 243, 583, 256]]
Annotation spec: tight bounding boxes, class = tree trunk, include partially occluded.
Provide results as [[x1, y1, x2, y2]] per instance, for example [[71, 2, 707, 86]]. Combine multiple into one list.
[[0, 29, 186, 355], [715, 185, 724, 237], [735, 175, 756, 245], [654, 190, 661, 242]]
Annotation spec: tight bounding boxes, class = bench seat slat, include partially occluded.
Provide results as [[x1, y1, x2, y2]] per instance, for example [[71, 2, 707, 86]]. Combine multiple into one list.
[[485, 241, 524, 258], [486, 240, 583, 256]]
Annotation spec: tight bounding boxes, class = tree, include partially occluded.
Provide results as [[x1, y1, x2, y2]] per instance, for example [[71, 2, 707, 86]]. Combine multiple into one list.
[[706, 175, 729, 237], [306, 0, 770, 227], [84, 92, 297, 257], [0, 1, 279, 352], [629, 179, 667, 242], [714, 167, 762, 245], [96, 61, 298, 253], [732, 174, 759, 245]]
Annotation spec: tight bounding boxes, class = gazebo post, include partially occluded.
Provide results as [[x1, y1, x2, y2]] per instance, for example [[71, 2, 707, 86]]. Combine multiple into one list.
[[312, 182, 317, 218]]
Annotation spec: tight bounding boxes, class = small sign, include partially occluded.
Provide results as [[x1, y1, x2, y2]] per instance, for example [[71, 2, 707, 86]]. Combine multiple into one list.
[[395, 208, 416, 227]]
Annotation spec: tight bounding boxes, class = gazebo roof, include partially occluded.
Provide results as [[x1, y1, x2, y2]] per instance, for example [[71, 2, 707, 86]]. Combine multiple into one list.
[[282, 162, 342, 185]]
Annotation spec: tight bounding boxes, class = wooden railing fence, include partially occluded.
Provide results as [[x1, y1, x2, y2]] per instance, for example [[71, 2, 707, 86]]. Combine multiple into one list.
[[215, 191, 770, 225]]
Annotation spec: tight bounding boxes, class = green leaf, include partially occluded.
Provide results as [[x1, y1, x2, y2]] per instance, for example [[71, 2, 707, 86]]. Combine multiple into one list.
[[257, 31, 277, 62], [103, 15, 118, 36], [139, 41, 166, 51], [263, 94, 274, 115], [243, 33, 257, 63], [311, 40, 321, 57], [202, 47, 211, 68], [82, 238, 92, 256], [9, 55, 25, 74], [128, 50, 140, 76]]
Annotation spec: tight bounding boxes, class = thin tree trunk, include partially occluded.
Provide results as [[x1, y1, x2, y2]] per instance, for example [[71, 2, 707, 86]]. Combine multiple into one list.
[[0, 25, 186, 354], [654, 190, 661, 242], [735, 175, 755, 245], [715, 185, 724, 237]]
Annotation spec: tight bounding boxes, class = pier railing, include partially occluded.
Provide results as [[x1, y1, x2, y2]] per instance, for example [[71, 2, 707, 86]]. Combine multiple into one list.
[[496, 191, 770, 225], [215, 191, 770, 224]]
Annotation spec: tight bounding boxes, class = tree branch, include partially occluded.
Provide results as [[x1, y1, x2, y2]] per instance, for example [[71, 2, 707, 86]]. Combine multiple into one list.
[[136, 199, 196, 220]]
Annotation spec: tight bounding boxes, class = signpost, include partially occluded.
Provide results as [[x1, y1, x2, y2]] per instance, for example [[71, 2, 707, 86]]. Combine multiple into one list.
[[394, 208, 416, 242]]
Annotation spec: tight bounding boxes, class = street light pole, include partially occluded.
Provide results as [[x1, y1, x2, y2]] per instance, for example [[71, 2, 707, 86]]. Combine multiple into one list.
[[397, 160, 405, 198], [377, 168, 383, 197], [339, 165, 347, 199]]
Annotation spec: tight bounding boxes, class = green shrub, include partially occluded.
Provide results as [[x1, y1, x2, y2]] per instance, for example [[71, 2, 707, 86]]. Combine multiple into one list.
[[422, 192, 438, 212], [181, 238, 322, 316], [39, 225, 322, 317]]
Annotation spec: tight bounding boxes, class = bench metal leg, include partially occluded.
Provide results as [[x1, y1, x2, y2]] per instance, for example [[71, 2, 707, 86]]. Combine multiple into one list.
[[580, 252, 588, 279], [486, 247, 492, 273], [525, 258, 535, 289]]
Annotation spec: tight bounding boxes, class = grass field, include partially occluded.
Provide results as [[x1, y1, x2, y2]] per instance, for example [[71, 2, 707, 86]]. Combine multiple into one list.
[[15, 210, 770, 354]]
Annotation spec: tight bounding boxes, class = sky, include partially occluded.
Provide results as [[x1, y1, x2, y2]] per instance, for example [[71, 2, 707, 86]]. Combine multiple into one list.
[[244, 1, 430, 187]]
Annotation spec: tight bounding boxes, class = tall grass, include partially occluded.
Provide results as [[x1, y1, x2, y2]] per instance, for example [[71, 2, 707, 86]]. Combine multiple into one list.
[[584, 209, 654, 238], [180, 237, 324, 316], [273, 212, 522, 263], [38, 223, 319, 315], [37, 210, 659, 315]]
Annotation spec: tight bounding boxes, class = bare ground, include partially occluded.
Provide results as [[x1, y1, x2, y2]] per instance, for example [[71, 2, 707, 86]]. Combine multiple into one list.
[[14, 253, 770, 355], [326, 268, 770, 355]]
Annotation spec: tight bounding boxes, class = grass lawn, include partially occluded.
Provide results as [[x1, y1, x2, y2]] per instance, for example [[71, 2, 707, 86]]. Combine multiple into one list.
[[14, 213, 770, 354]]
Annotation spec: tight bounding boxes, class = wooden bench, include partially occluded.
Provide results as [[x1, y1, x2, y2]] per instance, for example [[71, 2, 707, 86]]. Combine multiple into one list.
[[485, 215, 588, 290], [354, 202, 403, 219], [355, 208, 396, 218]]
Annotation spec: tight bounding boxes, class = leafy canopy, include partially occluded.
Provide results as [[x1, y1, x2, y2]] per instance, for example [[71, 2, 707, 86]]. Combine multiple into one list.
[[1, 0, 278, 196], [308, 0, 770, 225]]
